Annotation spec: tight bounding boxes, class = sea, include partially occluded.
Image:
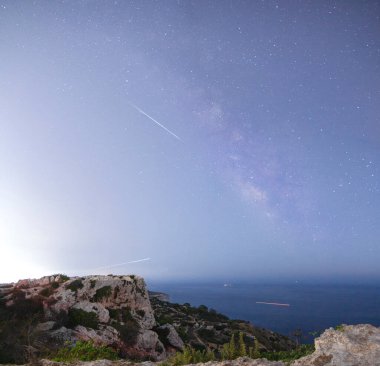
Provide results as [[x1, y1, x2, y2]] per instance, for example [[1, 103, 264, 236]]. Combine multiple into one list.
[[148, 282, 380, 343]]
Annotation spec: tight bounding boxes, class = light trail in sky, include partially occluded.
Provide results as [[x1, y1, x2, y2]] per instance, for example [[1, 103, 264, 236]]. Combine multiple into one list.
[[94, 257, 152, 271], [54, 258, 152, 276], [129, 102, 182, 141]]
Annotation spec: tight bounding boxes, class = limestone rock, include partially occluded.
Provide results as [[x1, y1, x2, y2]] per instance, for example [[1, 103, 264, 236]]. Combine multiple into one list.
[[183, 357, 285, 366], [74, 325, 120, 346], [0, 274, 165, 361], [72, 301, 110, 323], [135, 330, 167, 360], [292, 324, 380, 366], [156, 324, 184, 351]]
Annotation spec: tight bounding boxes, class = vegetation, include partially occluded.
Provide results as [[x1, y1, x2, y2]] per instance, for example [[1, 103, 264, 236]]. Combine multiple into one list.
[[39, 286, 54, 297], [164, 332, 313, 365], [0, 291, 45, 364], [67, 308, 99, 329], [51, 281, 60, 289], [197, 328, 219, 344], [113, 320, 140, 346], [51, 274, 70, 282], [156, 313, 174, 325], [92, 285, 112, 302], [108, 306, 134, 323], [66, 279, 84, 293], [335, 324, 345, 332], [155, 326, 171, 347], [260, 344, 315, 362], [164, 346, 215, 366], [51, 341, 118, 362]]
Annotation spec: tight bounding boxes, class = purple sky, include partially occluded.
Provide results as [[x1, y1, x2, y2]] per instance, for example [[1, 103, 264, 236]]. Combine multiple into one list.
[[0, 0, 379, 283]]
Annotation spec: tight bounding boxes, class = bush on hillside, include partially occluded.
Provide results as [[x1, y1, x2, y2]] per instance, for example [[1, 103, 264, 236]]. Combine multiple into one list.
[[51, 340, 118, 362]]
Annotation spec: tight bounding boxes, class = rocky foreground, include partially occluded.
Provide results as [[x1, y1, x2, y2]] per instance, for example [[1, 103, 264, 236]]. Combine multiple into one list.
[[30, 324, 380, 366], [1, 275, 379, 365]]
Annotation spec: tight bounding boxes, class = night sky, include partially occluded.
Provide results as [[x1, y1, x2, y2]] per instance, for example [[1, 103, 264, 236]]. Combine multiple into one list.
[[1, 1, 379, 283]]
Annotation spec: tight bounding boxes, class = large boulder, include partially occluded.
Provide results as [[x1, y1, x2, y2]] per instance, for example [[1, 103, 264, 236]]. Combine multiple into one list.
[[156, 324, 184, 351], [292, 324, 380, 366]]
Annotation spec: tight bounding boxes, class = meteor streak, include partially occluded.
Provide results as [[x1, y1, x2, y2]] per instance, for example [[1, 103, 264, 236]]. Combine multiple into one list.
[[94, 257, 151, 271], [129, 102, 182, 141], [256, 301, 290, 307]]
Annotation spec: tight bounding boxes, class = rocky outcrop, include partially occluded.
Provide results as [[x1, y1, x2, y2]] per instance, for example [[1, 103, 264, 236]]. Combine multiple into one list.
[[175, 324, 380, 366], [0, 275, 174, 362], [180, 359, 284, 366], [292, 324, 380, 366], [155, 324, 185, 351]]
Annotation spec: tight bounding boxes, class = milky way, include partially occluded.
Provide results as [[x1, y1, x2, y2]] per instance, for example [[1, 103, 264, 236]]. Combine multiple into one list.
[[0, 1, 379, 282]]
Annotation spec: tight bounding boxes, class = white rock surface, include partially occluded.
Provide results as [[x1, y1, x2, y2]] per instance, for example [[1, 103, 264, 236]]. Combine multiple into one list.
[[292, 324, 380, 366], [157, 324, 185, 350]]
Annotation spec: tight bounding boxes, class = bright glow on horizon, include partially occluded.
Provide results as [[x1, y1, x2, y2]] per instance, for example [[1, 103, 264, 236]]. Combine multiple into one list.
[[0, 246, 50, 283]]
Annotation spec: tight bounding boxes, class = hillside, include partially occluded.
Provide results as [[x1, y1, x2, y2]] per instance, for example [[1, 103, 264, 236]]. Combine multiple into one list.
[[0, 275, 295, 364], [149, 294, 295, 353]]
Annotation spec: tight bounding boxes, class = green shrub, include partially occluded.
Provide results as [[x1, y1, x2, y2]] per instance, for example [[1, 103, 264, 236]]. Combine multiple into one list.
[[220, 332, 251, 360], [260, 344, 314, 362], [90, 280, 96, 289], [0, 293, 45, 364], [167, 346, 215, 366], [107, 306, 134, 323], [121, 307, 134, 322], [177, 326, 190, 342], [335, 324, 345, 332], [67, 308, 99, 329], [156, 314, 174, 325], [66, 279, 84, 293], [10, 291, 44, 319], [113, 319, 140, 346], [108, 308, 119, 319], [92, 286, 112, 302], [197, 328, 219, 344], [239, 332, 247, 357], [52, 340, 118, 362], [39, 287, 54, 297], [52, 274, 70, 282]]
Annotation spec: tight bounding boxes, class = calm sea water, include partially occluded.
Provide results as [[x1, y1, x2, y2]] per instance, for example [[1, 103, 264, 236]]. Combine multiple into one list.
[[148, 283, 380, 343]]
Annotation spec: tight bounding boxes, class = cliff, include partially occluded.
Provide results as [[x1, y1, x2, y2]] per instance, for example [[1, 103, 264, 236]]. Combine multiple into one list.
[[0, 275, 179, 363]]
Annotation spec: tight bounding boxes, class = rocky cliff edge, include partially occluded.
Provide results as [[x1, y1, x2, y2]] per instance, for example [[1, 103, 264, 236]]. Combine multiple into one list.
[[35, 324, 380, 366], [0, 275, 184, 362]]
